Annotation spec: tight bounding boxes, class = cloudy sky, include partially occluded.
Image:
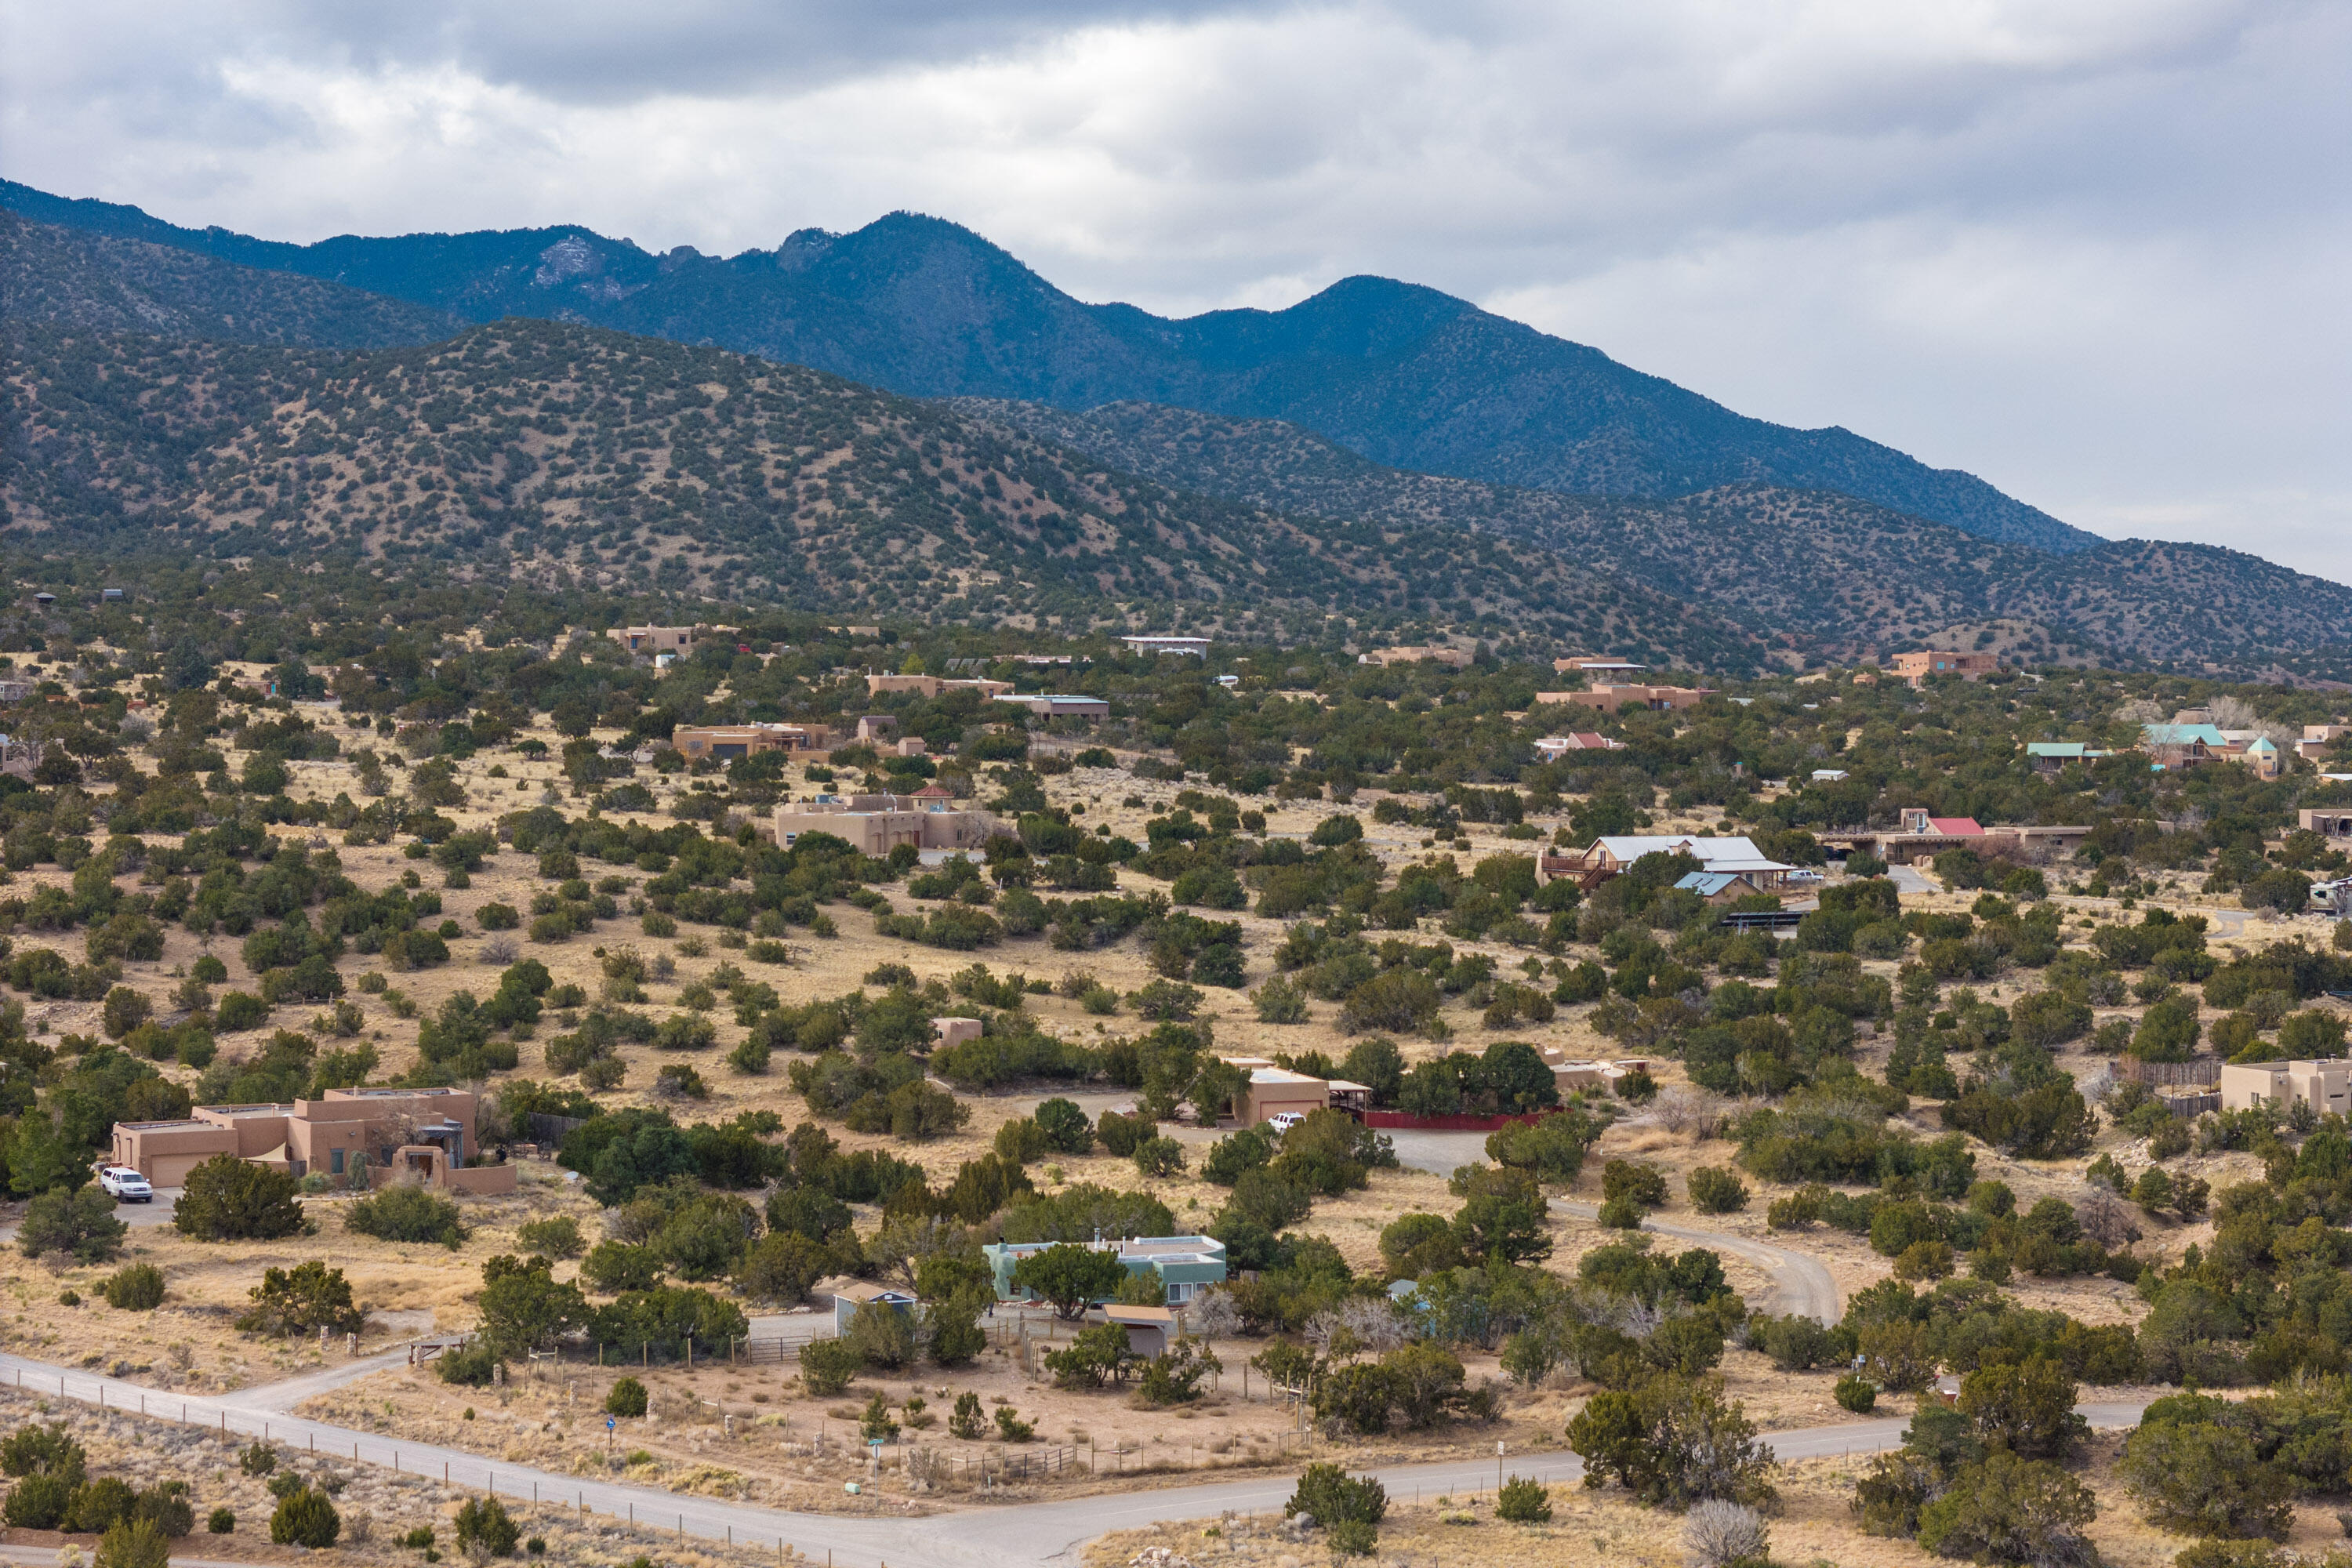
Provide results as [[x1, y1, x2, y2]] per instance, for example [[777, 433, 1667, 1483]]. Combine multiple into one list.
[[5, 1, 2347, 579]]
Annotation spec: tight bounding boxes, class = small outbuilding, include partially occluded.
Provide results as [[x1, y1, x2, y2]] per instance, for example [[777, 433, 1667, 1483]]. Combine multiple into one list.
[[1098, 1304, 1177, 1357], [832, 1282, 920, 1337]]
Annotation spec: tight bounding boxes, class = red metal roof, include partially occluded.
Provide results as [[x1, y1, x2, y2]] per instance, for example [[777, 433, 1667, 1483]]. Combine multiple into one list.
[[1927, 817, 1986, 836]]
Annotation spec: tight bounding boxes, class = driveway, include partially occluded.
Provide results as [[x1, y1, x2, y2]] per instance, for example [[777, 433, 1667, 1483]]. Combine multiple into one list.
[[1885, 863, 1938, 897], [1385, 1129, 1841, 1324], [0, 1348, 2148, 1568], [0, 1189, 182, 1243]]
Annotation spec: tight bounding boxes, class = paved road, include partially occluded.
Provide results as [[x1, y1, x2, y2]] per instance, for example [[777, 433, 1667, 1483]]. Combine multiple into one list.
[[0, 1348, 2150, 1568], [1383, 1130, 1842, 1325]]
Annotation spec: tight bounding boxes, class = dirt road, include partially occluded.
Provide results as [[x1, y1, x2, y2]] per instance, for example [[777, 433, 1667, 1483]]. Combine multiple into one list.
[[0, 1348, 2147, 1568], [1383, 1129, 1843, 1323]]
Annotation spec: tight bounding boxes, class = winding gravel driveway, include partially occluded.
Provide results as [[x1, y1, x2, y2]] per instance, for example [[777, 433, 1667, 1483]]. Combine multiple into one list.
[[1383, 1129, 1843, 1323], [0, 1348, 2147, 1568]]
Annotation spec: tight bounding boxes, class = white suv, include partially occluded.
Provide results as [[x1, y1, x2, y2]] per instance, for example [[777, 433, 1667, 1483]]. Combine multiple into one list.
[[97, 1167, 153, 1203], [1265, 1112, 1306, 1135]]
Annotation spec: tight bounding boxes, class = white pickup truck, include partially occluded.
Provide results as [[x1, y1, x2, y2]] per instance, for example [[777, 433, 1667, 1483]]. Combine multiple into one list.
[[96, 1166, 153, 1202]]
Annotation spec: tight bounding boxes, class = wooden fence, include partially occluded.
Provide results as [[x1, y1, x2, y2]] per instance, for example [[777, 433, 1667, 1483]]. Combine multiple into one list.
[[2111, 1058, 2220, 1087]]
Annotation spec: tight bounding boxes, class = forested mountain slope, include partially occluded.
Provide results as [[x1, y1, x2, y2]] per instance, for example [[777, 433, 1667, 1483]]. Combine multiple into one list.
[[958, 398, 2352, 678], [0, 210, 462, 350], [0, 319, 1763, 666], [1, 180, 2089, 551]]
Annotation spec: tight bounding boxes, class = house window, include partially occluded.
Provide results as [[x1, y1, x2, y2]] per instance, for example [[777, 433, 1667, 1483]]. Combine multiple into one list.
[[330, 1149, 345, 1174]]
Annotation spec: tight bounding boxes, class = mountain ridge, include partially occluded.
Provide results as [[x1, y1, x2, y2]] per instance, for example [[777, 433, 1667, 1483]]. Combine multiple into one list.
[[0, 317, 1766, 668], [949, 397, 2352, 679], [0, 179, 2092, 554]]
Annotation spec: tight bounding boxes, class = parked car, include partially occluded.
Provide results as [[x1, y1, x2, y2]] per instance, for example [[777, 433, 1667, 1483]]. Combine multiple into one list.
[[1265, 1112, 1307, 1135], [97, 1166, 153, 1202], [1787, 869, 1827, 884]]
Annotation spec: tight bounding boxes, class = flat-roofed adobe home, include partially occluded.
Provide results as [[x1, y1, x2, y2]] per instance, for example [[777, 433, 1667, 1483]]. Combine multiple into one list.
[[2298, 724, 2351, 760], [607, 624, 708, 655], [110, 1087, 511, 1192], [2221, 1059, 2352, 1116], [1214, 1056, 1338, 1123], [771, 789, 997, 855], [864, 674, 1013, 699], [1893, 649, 2002, 686], [1536, 684, 1715, 713], [672, 722, 833, 760]]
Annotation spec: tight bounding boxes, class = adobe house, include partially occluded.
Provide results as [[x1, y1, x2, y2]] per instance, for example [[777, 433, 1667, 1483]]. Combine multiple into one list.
[[1537, 684, 1715, 713], [771, 791, 998, 855], [1892, 650, 2002, 687], [1214, 1056, 1336, 1125], [111, 1087, 512, 1192], [2221, 1059, 2352, 1116], [671, 721, 834, 760], [864, 674, 1013, 699], [607, 625, 709, 655], [2301, 809, 2352, 839], [2299, 724, 2351, 760]]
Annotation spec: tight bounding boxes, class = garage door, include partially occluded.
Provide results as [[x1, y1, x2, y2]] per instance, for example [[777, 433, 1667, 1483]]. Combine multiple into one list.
[[150, 1154, 206, 1188]]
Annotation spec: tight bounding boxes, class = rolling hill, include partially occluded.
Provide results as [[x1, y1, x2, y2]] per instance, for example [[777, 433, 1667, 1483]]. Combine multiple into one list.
[[1, 180, 2090, 552], [954, 398, 2352, 679], [0, 318, 1765, 667], [0, 209, 461, 350], [5, 188, 2347, 678]]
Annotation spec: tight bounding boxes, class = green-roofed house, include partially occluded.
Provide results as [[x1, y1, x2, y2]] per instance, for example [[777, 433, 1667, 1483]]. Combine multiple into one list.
[[983, 1235, 1228, 1308], [2140, 723, 2228, 771]]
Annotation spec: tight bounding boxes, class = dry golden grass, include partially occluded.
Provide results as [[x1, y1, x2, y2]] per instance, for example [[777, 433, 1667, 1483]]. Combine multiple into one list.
[[2, 693, 2292, 1517], [1085, 1440, 2352, 1568], [0, 1380, 811, 1568]]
